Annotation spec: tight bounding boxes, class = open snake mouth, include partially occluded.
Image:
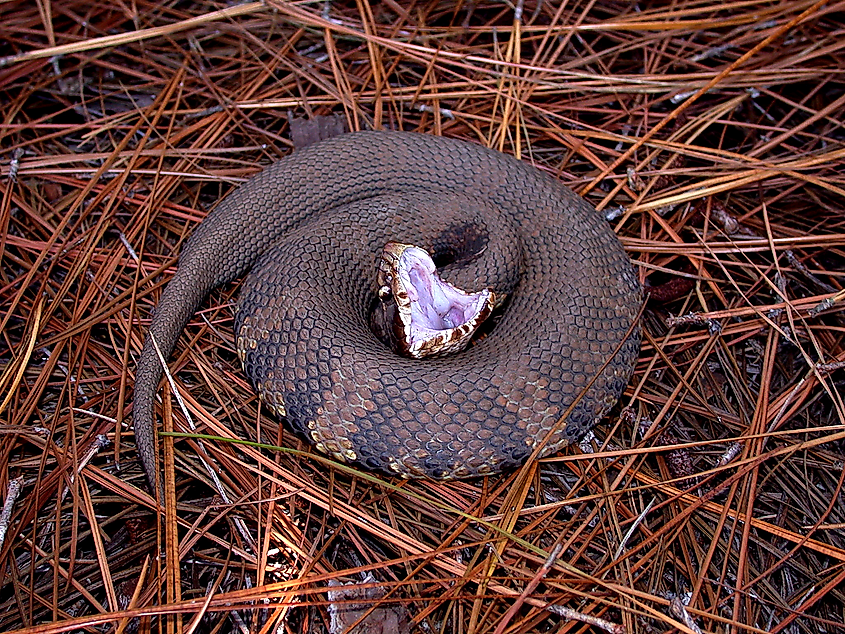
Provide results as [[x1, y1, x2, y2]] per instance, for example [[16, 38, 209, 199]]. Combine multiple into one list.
[[377, 242, 495, 359]]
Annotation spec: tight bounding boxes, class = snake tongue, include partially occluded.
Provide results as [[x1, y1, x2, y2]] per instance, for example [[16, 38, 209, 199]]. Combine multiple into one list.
[[378, 242, 495, 359]]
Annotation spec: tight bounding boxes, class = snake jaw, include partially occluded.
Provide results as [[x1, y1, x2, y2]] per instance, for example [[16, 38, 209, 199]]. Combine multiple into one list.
[[377, 242, 495, 359]]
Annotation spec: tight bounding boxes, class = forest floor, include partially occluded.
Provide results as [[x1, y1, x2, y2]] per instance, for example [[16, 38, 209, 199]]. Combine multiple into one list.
[[1, 1, 844, 632]]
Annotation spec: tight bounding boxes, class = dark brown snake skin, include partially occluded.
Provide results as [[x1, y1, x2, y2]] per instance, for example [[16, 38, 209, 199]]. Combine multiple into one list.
[[133, 131, 641, 488]]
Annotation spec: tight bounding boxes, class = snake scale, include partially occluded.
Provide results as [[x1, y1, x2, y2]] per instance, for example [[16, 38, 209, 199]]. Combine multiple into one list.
[[133, 131, 641, 488]]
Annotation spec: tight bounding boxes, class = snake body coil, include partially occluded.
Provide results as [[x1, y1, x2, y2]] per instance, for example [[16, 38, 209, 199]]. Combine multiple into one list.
[[133, 131, 641, 486]]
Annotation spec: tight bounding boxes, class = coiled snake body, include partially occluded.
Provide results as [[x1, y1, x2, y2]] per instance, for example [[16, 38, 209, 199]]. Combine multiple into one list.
[[134, 131, 641, 487]]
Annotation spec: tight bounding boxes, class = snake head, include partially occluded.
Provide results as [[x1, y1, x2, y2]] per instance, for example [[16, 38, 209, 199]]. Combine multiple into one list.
[[377, 241, 495, 359]]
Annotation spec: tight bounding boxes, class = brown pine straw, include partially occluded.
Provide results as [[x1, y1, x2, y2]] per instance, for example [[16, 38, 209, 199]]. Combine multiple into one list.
[[1, 0, 845, 632]]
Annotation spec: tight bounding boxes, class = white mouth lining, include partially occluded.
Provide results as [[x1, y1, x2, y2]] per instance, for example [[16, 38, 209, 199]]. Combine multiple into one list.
[[397, 246, 492, 348]]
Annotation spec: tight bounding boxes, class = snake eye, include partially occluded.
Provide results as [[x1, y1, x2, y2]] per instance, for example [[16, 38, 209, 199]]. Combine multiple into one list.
[[378, 285, 391, 300]]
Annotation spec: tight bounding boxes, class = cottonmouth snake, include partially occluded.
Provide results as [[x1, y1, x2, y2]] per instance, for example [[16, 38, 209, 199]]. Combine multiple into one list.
[[133, 131, 641, 488]]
